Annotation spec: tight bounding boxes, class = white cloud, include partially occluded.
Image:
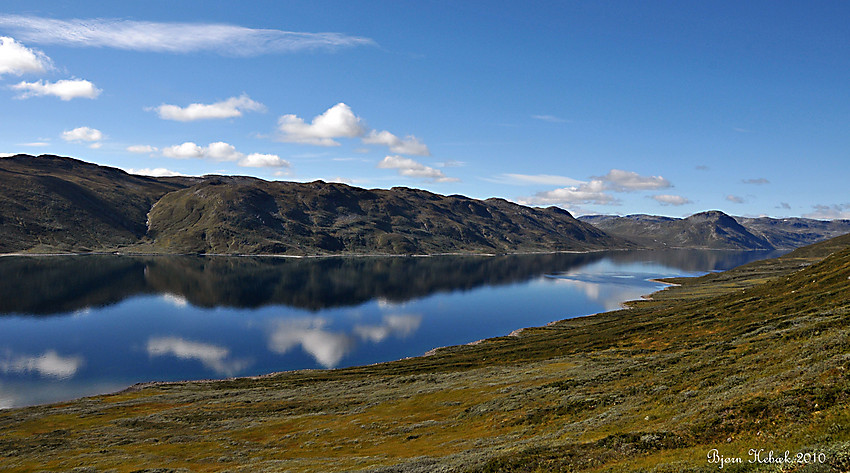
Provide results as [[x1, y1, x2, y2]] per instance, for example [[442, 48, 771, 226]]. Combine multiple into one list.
[[163, 142, 204, 158], [0, 350, 84, 379], [0, 153, 15, 157], [353, 314, 422, 343], [650, 194, 692, 206], [205, 141, 243, 161], [0, 36, 52, 76], [238, 153, 290, 168], [595, 169, 671, 191], [726, 195, 746, 204], [268, 318, 355, 368], [163, 141, 287, 169], [377, 155, 459, 183], [12, 79, 101, 100], [0, 15, 376, 56], [804, 204, 850, 220], [518, 180, 618, 206], [61, 126, 103, 143], [362, 130, 430, 156], [153, 94, 265, 121], [126, 145, 158, 154], [127, 167, 184, 177], [492, 173, 583, 186], [147, 336, 250, 376], [278, 103, 367, 146], [742, 178, 770, 185]]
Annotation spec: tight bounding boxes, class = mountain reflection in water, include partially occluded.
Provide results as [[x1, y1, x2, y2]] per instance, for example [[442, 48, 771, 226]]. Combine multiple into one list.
[[0, 249, 782, 315], [0, 249, 785, 408]]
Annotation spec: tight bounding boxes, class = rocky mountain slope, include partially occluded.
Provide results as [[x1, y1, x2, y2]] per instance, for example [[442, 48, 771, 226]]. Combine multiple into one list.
[[1, 154, 624, 255]]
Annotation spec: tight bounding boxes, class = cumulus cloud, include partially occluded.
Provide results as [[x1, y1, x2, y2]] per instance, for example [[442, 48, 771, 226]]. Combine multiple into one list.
[[353, 314, 422, 343], [804, 204, 850, 220], [362, 130, 430, 156], [238, 153, 290, 168], [594, 169, 671, 191], [153, 94, 265, 121], [163, 141, 205, 159], [518, 180, 618, 207], [0, 350, 84, 378], [0, 15, 376, 56], [726, 195, 746, 204], [11, 79, 101, 100], [126, 145, 158, 154], [0, 36, 52, 76], [61, 126, 103, 144], [162, 141, 288, 168], [147, 336, 250, 376], [268, 318, 355, 368], [278, 103, 366, 146], [650, 194, 692, 206], [377, 155, 459, 183], [742, 178, 770, 185]]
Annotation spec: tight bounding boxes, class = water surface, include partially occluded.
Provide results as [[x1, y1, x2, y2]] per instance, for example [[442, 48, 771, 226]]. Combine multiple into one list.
[[0, 249, 782, 408]]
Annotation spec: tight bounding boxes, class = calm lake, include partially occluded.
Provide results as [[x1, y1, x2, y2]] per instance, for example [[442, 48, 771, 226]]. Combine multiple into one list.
[[0, 250, 782, 408]]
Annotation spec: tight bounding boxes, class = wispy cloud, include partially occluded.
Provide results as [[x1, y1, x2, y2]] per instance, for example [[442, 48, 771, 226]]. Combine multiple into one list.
[[126, 145, 158, 154], [0, 15, 376, 56], [488, 173, 583, 186], [377, 155, 459, 183], [11, 78, 101, 100], [742, 178, 770, 185], [152, 94, 265, 121], [803, 204, 850, 220], [0, 36, 52, 76], [726, 195, 746, 204], [649, 194, 692, 206], [531, 114, 567, 123], [695, 165, 710, 171]]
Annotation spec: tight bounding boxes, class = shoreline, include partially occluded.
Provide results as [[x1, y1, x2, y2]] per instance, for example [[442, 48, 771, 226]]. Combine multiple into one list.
[[0, 257, 696, 411]]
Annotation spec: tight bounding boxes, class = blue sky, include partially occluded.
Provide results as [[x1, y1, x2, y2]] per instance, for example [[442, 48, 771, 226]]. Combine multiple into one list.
[[0, 1, 847, 218]]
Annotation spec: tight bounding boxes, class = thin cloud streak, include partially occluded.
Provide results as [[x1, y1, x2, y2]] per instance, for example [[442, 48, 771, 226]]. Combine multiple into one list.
[[0, 15, 376, 56]]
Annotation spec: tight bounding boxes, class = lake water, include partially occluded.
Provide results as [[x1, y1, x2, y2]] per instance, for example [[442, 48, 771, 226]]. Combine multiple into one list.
[[0, 250, 782, 408]]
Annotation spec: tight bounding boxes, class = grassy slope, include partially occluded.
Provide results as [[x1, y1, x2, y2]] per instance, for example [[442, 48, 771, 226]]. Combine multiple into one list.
[[0, 155, 187, 253], [1, 240, 849, 471]]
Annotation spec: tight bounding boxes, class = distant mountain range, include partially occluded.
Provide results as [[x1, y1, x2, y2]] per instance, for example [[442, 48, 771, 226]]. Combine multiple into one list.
[[579, 212, 850, 250], [3, 154, 848, 255], [0, 154, 623, 255]]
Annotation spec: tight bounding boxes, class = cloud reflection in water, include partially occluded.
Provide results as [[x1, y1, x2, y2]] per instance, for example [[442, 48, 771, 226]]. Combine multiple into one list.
[[268, 314, 423, 368], [147, 337, 251, 376], [0, 350, 84, 378]]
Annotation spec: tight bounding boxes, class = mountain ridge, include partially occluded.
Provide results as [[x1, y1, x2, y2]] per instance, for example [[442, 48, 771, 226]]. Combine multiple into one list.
[[1, 154, 626, 255]]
